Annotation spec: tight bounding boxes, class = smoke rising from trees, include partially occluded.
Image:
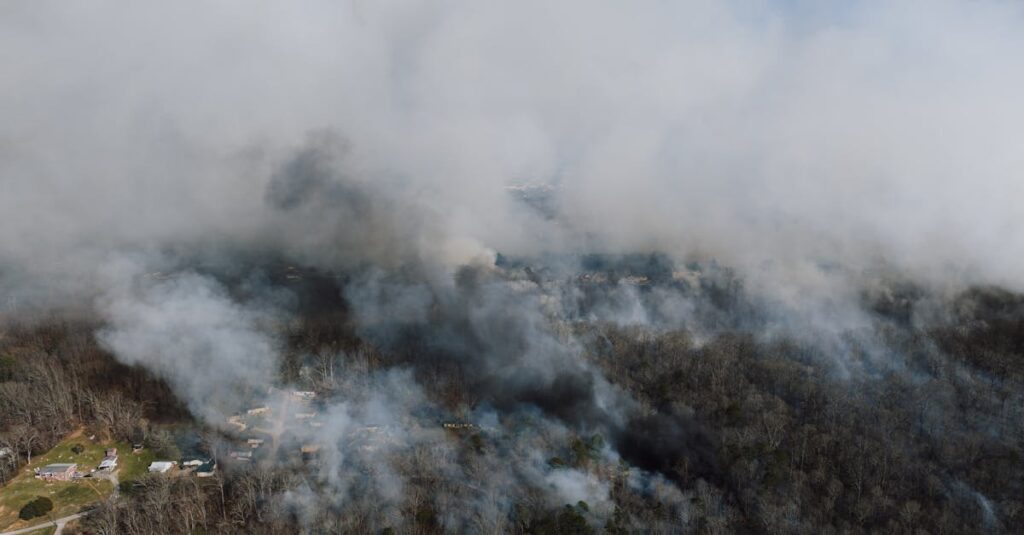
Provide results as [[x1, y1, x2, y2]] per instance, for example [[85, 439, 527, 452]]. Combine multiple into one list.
[[2, 1, 1024, 533]]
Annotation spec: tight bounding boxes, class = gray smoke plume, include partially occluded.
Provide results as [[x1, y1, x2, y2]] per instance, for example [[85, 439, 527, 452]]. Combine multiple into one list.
[[94, 259, 282, 422], [3, 0, 1024, 531], [2, 1, 1024, 297]]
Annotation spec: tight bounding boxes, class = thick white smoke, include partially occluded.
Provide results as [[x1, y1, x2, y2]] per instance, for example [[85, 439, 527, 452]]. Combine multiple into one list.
[[94, 259, 282, 421], [2, 0, 1023, 300], [3, 1, 1024, 529]]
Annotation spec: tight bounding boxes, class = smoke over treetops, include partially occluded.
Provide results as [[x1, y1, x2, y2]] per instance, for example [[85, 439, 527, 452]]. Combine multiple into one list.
[[1, 1, 1023, 533]]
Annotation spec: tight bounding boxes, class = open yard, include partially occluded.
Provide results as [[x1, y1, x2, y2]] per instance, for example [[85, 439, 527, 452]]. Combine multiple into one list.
[[0, 430, 154, 531], [117, 446, 156, 483]]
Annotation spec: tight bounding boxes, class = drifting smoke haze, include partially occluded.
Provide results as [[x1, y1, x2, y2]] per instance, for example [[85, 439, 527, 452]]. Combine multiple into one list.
[[2, 1, 1024, 534], [3, 1, 1024, 290]]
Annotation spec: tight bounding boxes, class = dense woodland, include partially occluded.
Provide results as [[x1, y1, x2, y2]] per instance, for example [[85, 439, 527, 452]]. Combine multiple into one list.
[[1, 270, 1022, 534]]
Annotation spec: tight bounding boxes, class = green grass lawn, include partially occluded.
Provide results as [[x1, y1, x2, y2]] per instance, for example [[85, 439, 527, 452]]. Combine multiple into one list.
[[0, 429, 155, 531], [118, 447, 156, 482]]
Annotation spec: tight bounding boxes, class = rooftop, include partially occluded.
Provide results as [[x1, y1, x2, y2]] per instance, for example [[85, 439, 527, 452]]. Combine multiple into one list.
[[39, 463, 76, 472], [148, 461, 176, 472]]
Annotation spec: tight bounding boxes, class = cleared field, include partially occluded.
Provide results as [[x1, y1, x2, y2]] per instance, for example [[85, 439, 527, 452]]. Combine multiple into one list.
[[118, 447, 156, 483], [0, 430, 154, 531]]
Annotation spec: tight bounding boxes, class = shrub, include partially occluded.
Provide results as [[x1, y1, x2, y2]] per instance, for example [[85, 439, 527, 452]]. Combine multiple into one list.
[[35, 496, 53, 514], [18, 496, 54, 520], [17, 503, 35, 521], [70, 443, 85, 455]]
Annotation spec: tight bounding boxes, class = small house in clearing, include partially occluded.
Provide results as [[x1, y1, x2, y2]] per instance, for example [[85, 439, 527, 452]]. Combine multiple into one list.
[[291, 391, 316, 402], [148, 461, 176, 473], [99, 448, 118, 471], [229, 449, 253, 461], [37, 463, 77, 481], [227, 415, 247, 431], [195, 460, 217, 477], [443, 422, 478, 430], [98, 458, 117, 471], [300, 444, 322, 465]]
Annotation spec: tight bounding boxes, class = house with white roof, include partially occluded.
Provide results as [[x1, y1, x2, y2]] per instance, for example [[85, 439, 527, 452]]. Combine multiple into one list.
[[148, 461, 176, 473]]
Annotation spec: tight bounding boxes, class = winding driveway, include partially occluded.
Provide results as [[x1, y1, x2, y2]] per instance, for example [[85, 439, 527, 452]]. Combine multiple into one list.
[[0, 511, 90, 535]]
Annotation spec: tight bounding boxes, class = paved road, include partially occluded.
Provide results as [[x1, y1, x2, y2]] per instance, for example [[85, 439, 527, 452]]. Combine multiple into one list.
[[0, 512, 89, 535], [52, 513, 80, 535]]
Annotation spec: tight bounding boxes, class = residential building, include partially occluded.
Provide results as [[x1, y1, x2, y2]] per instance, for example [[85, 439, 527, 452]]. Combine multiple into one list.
[[36, 463, 77, 481]]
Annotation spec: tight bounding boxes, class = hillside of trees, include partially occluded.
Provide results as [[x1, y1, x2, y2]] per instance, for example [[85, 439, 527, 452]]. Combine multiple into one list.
[[1, 264, 1022, 534]]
